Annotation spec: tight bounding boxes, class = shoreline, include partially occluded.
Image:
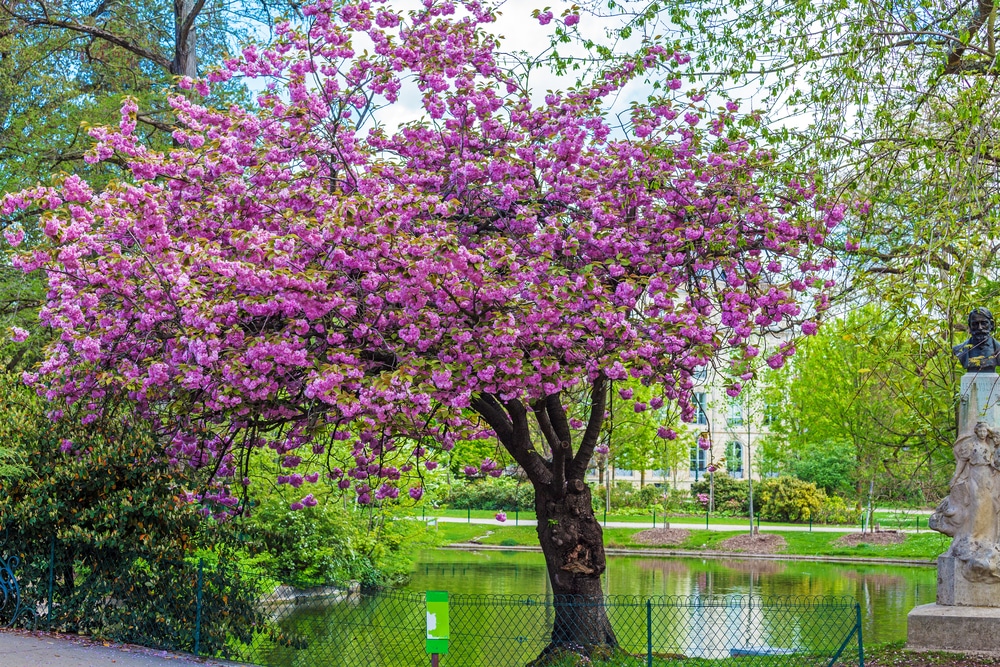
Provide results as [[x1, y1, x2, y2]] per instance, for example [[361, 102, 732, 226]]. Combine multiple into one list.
[[441, 542, 937, 567]]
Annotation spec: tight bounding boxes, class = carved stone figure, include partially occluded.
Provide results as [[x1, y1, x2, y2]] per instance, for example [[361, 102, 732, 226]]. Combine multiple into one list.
[[954, 307, 1000, 374], [930, 420, 1000, 582]]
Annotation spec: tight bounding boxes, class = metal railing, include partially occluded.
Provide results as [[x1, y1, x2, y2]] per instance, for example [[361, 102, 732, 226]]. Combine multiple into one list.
[[1, 537, 863, 666]]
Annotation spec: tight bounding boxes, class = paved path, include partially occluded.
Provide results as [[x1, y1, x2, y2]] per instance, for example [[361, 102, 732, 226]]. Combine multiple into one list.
[[428, 516, 929, 533], [0, 631, 248, 667]]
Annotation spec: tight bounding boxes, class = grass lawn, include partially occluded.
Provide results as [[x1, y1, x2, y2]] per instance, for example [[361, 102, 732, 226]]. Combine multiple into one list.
[[433, 523, 950, 560]]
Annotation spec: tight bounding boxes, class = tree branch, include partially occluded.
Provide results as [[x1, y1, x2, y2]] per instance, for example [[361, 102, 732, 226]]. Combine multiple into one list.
[[8, 11, 173, 72], [945, 0, 995, 71], [531, 399, 560, 452], [471, 394, 552, 485], [567, 373, 607, 481]]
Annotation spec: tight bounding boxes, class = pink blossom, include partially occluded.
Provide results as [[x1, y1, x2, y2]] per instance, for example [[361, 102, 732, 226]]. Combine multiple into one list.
[[564, 14, 579, 26], [495, 511, 507, 522], [9, 327, 28, 342]]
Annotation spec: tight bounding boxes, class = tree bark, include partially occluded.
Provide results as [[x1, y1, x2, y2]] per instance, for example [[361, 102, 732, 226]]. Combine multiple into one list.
[[531, 480, 615, 660], [172, 0, 204, 77], [472, 376, 615, 663]]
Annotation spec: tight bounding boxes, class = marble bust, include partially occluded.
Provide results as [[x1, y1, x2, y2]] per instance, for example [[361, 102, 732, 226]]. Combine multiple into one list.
[[954, 307, 1000, 374]]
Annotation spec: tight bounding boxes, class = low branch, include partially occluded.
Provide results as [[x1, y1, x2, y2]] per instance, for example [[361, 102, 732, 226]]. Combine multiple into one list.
[[531, 399, 560, 452], [567, 373, 607, 481]]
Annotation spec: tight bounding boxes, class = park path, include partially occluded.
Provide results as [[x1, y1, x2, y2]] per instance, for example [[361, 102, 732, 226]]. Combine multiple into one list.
[[0, 631, 248, 667]]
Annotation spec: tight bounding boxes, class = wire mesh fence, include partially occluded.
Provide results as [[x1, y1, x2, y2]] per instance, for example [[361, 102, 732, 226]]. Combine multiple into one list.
[[1, 535, 864, 667]]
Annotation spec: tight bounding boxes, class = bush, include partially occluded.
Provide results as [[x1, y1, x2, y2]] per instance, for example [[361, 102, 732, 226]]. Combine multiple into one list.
[[816, 494, 862, 525], [757, 476, 825, 522], [590, 482, 680, 512], [690, 474, 750, 515], [446, 477, 533, 511]]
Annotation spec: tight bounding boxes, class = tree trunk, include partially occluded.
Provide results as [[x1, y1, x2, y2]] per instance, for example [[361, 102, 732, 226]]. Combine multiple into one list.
[[470, 377, 615, 664], [531, 481, 615, 661], [172, 0, 199, 77]]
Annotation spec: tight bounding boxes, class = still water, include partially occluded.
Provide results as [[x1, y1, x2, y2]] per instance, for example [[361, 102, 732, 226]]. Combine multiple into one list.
[[407, 549, 937, 645], [250, 550, 937, 666]]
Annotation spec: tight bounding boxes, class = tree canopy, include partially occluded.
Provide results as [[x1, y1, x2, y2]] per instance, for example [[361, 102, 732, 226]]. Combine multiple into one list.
[[3, 0, 839, 513]]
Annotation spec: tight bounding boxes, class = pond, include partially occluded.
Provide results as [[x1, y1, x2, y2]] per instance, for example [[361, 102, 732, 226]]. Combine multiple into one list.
[[248, 549, 937, 666], [406, 549, 937, 645]]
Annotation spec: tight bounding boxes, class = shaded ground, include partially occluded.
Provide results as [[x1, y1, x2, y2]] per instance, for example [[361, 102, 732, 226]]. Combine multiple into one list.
[[631, 528, 690, 546], [716, 533, 787, 553], [836, 530, 906, 547]]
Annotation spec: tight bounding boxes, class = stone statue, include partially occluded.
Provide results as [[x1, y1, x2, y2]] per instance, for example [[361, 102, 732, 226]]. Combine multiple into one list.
[[930, 420, 1000, 582], [954, 307, 1000, 374]]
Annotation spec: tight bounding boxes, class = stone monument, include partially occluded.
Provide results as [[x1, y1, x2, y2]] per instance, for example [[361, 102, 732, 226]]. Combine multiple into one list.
[[908, 307, 1000, 653]]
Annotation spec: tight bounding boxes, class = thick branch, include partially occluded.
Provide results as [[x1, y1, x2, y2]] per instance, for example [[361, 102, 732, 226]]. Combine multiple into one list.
[[545, 392, 573, 445], [567, 374, 608, 481], [471, 394, 552, 485], [551, 438, 570, 497], [945, 0, 995, 70], [531, 399, 560, 452]]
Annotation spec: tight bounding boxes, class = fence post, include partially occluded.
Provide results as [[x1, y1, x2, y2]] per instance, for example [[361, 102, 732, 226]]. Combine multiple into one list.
[[856, 602, 864, 667], [646, 599, 653, 667], [653, 510, 656, 529], [193, 559, 204, 656], [47, 536, 54, 630]]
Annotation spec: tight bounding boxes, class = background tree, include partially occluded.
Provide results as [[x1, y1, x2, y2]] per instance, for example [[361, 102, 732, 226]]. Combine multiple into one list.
[[760, 306, 954, 504], [2, 0, 837, 657], [581, 0, 1000, 460]]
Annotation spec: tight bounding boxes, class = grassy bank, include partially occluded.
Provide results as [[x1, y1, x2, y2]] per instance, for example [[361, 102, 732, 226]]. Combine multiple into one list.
[[433, 523, 950, 561]]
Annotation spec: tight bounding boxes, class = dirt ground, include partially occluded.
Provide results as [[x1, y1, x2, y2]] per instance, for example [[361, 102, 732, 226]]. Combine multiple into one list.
[[716, 533, 787, 553], [835, 530, 906, 547], [631, 528, 690, 546]]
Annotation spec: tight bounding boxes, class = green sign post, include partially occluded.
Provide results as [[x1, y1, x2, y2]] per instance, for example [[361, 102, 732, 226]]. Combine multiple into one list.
[[426, 590, 449, 663]]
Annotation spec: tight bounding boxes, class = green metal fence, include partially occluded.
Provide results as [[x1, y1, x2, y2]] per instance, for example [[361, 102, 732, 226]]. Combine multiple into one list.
[[1, 538, 864, 667]]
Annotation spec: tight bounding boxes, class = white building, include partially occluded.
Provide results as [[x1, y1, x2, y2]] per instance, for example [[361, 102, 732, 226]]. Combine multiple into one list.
[[586, 369, 773, 491]]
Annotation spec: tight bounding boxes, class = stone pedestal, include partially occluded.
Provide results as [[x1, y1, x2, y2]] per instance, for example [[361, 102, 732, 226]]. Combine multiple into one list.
[[908, 603, 1000, 654], [936, 555, 1000, 606], [960, 373, 1000, 427]]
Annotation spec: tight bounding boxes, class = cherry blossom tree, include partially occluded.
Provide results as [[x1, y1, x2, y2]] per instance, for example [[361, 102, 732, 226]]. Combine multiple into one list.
[[2, 0, 841, 657]]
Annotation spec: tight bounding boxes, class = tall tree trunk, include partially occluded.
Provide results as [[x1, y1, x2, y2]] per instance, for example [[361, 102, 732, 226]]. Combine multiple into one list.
[[172, 0, 201, 77], [471, 376, 616, 663], [532, 481, 614, 658]]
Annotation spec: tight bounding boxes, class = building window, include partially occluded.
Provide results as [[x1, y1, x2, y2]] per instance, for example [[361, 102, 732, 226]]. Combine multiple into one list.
[[727, 399, 743, 426], [726, 441, 743, 479], [615, 468, 634, 478], [693, 366, 708, 382], [693, 392, 708, 425], [689, 446, 707, 473]]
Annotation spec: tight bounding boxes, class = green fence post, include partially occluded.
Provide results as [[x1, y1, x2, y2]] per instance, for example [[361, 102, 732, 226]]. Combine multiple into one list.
[[809, 517, 812, 532], [193, 559, 204, 656], [653, 510, 656, 529], [646, 599, 653, 667], [705, 507, 709, 530], [47, 536, 55, 630], [603, 506, 607, 527], [515, 509, 519, 526], [467, 505, 471, 524]]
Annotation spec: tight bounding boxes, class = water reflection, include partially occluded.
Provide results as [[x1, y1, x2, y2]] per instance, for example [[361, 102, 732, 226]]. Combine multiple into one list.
[[408, 550, 937, 645]]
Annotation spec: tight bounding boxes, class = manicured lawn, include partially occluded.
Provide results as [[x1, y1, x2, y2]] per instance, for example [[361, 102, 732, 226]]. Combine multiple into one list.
[[434, 523, 950, 561]]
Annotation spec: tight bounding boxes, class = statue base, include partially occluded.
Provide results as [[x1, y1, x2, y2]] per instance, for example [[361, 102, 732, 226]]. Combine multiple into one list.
[[937, 555, 1000, 607], [908, 603, 1000, 655]]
